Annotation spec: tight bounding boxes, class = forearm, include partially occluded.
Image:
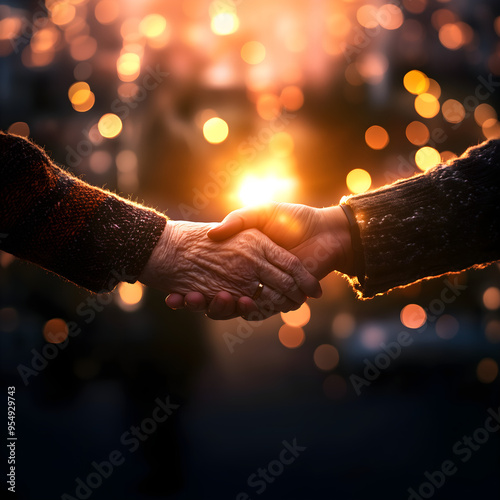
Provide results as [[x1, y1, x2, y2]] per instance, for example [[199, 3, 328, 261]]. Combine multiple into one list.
[[343, 139, 500, 298], [0, 132, 167, 292]]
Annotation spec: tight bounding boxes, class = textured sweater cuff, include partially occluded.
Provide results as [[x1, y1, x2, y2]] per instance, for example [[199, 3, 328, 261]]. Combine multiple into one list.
[[345, 140, 500, 298]]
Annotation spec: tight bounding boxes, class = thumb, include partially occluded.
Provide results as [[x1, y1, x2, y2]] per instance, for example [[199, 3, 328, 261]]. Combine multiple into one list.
[[207, 206, 266, 241]]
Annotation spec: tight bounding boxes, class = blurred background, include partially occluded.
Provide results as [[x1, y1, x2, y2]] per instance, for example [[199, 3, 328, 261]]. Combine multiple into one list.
[[1, 0, 500, 498]]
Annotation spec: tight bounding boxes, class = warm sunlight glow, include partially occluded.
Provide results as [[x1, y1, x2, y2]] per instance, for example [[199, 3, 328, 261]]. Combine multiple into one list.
[[203, 117, 229, 144], [346, 168, 372, 194], [239, 174, 296, 207]]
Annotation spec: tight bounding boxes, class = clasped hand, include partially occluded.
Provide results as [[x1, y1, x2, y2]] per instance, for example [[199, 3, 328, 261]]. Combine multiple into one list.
[[145, 203, 353, 320]]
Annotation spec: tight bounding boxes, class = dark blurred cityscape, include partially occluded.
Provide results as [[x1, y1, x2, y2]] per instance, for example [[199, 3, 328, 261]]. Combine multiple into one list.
[[1, 0, 500, 499]]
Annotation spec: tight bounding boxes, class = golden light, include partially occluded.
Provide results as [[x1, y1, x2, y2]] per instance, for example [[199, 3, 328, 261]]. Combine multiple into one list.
[[95, 0, 120, 25], [117, 52, 141, 82], [474, 103, 497, 126], [203, 117, 229, 144], [98, 113, 123, 139], [239, 174, 296, 207], [72, 91, 95, 112], [43, 318, 69, 344], [414, 93, 440, 118], [313, 344, 339, 371], [477, 358, 498, 384], [269, 132, 294, 158], [211, 12, 240, 36], [278, 325, 305, 349], [365, 125, 389, 150], [117, 282, 144, 311], [406, 121, 429, 146], [400, 303, 426, 329], [241, 41, 266, 65], [442, 99, 465, 124], [404, 70, 429, 95], [415, 146, 441, 171], [482, 120, 500, 140], [483, 287, 500, 310], [280, 86, 304, 111], [378, 4, 404, 30], [68, 81, 89, 100], [7, 122, 30, 137], [70, 35, 98, 61], [346, 168, 371, 194], [139, 14, 167, 38], [281, 303, 311, 328]]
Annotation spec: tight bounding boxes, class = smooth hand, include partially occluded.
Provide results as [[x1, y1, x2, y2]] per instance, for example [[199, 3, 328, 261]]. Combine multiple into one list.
[[139, 220, 322, 319], [166, 203, 353, 319]]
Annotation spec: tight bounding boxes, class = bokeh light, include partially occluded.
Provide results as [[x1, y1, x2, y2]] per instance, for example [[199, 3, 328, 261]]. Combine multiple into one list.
[[483, 287, 500, 310], [378, 4, 404, 31], [360, 326, 387, 349], [435, 314, 459, 340], [404, 70, 429, 95], [280, 86, 304, 111], [278, 324, 305, 349], [203, 117, 229, 144], [331, 312, 356, 339], [476, 358, 499, 384], [442, 99, 465, 124], [269, 132, 294, 157], [365, 125, 389, 150], [313, 344, 339, 371], [7, 121, 30, 137], [116, 282, 144, 311], [117, 52, 141, 82], [95, 0, 120, 25], [406, 121, 429, 146], [211, 12, 240, 36], [415, 146, 441, 171], [281, 302, 311, 328], [474, 103, 497, 126], [98, 113, 123, 139], [241, 41, 266, 65], [139, 14, 167, 38], [346, 168, 371, 194], [485, 320, 500, 343], [400, 304, 427, 329], [414, 93, 440, 118], [43, 318, 69, 344]]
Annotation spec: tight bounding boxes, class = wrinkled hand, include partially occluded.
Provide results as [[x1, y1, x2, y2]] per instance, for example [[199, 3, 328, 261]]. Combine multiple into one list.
[[166, 203, 353, 319], [139, 220, 322, 319]]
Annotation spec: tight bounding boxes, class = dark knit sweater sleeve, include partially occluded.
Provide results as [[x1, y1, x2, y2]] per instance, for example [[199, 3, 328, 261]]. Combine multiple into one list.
[[0, 132, 167, 293], [344, 139, 500, 298]]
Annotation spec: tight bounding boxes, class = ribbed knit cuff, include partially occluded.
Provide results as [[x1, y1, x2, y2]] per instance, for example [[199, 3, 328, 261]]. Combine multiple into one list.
[[345, 140, 500, 298]]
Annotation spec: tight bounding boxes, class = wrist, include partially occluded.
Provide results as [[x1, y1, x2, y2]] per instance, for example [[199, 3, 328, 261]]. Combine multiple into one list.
[[320, 205, 355, 276]]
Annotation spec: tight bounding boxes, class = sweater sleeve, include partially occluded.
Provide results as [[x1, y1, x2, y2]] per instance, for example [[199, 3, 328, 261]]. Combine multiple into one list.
[[344, 139, 500, 298], [0, 132, 167, 293]]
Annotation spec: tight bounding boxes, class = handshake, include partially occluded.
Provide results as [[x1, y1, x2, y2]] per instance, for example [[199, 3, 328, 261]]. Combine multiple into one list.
[[139, 202, 355, 321]]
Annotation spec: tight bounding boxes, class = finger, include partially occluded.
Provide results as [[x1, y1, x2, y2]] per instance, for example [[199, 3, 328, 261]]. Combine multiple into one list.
[[239, 289, 298, 321], [263, 244, 322, 299], [207, 204, 275, 241], [184, 292, 208, 312], [258, 262, 308, 304], [207, 291, 238, 319], [165, 293, 185, 310], [237, 296, 260, 319]]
